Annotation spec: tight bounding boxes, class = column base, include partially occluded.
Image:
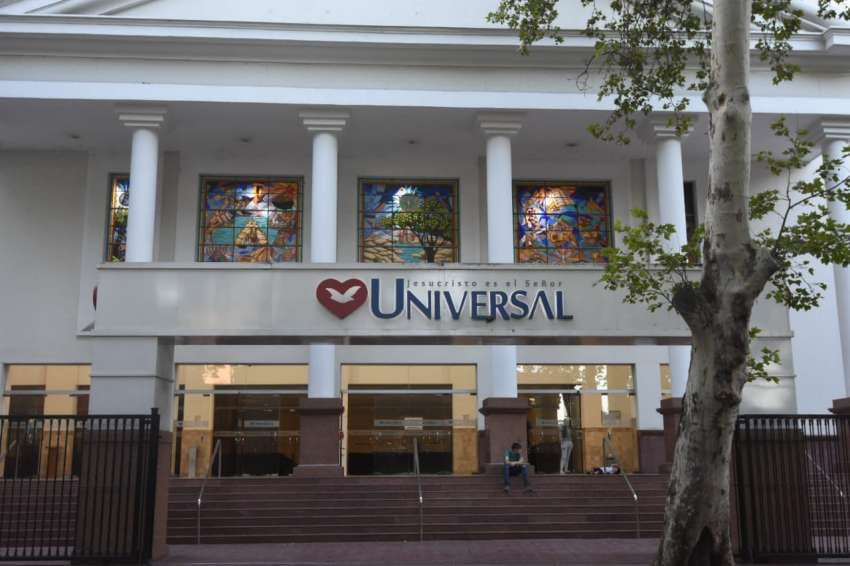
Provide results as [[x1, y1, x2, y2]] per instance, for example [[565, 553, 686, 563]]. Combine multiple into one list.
[[479, 397, 529, 470], [657, 397, 683, 473], [637, 430, 665, 474], [830, 397, 850, 414], [295, 398, 344, 474], [293, 464, 345, 477]]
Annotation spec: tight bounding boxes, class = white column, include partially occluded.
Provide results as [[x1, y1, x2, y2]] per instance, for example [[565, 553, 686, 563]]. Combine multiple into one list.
[[668, 345, 692, 398], [635, 359, 664, 429], [821, 120, 850, 396], [478, 113, 524, 398], [116, 106, 167, 262], [308, 344, 337, 398], [652, 122, 690, 251], [90, 337, 174, 429], [651, 119, 693, 399], [301, 110, 349, 398]]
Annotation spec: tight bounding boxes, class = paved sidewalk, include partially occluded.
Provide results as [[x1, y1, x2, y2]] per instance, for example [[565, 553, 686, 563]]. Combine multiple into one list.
[[153, 538, 846, 566], [156, 539, 660, 565]]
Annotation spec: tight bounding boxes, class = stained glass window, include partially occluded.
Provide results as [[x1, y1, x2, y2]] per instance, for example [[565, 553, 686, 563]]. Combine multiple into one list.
[[359, 179, 459, 263], [514, 182, 610, 264], [106, 174, 129, 262], [198, 177, 303, 263]]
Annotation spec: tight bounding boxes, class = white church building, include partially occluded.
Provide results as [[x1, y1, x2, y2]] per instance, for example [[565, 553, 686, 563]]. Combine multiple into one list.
[[1, 0, 849, 481]]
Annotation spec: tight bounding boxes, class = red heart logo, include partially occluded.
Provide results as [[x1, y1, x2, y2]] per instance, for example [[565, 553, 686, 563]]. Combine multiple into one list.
[[316, 278, 368, 319]]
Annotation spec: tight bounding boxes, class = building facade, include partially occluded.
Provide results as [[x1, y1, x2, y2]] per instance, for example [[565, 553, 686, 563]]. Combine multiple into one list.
[[1, 0, 850, 479]]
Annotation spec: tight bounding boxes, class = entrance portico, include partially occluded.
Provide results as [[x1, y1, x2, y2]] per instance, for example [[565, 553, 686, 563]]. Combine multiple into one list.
[[0, 98, 802, 481]]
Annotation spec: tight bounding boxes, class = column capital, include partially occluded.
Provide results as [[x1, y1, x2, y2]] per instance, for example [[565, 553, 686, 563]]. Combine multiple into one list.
[[477, 112, 524, 137], [817, 118, 850, 143], [299, 110, 350, 133], [115, 105, 167, 129], [644, 116, 695, 142]]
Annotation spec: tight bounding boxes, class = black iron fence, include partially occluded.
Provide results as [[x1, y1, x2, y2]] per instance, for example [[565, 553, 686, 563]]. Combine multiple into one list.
[[0, 410, 160, 563], [735, 414, 850, 562]]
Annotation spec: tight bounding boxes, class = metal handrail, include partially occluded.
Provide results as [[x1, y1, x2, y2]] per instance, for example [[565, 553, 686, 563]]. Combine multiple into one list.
[[805, 450, 846, 499], [412, 436, 424, 543], [0, 439, 21, 479], [196, 439, 222, 545], [603, 434, 640, 538], [0, 439, 17, 462]]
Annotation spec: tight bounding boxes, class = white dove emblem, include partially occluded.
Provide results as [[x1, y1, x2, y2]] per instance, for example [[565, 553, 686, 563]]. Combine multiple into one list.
[[327, 285, 362, 304]]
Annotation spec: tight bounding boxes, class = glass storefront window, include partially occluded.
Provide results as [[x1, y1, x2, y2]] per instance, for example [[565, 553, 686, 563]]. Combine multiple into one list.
[[342, 365, 477, 475], [2, 365, 91, 479], [173, 365, 308, 477], [660, 363, 672, 399], [518, 364, 638, 473]]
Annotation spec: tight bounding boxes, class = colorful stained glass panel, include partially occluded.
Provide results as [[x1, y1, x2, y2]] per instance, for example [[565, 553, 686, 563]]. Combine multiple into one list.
[[199, 177, 302, 263], [514, 183, 610, 264], [106, 174, 130, 262], [359, 179, 459, 263]]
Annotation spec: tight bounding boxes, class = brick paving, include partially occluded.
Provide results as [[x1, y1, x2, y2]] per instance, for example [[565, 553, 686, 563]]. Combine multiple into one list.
[[153, 539, 838, 565]]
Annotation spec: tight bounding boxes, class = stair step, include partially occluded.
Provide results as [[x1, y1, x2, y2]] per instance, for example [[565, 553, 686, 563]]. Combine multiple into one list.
[[168, 475, 669, 544]]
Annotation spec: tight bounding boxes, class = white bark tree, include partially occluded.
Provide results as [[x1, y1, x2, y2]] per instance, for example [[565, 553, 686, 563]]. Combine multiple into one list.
[[489, 1, 850, 564]]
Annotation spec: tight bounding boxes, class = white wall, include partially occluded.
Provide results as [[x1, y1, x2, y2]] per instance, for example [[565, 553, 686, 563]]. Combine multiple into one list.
[[0, 151, 91, 363], [750, 158, 847, 413]]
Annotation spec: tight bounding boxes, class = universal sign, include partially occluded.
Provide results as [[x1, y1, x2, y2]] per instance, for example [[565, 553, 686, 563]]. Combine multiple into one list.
[[315, 277, 573, 322]]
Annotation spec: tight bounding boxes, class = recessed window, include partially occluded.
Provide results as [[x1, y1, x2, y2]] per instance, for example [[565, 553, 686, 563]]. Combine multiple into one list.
[[358, 179, 459, 263], [105, 174, 129, 262], [198, 176, 303, 263], [514, 182, 611, 264], [684, 181, 697, 241]]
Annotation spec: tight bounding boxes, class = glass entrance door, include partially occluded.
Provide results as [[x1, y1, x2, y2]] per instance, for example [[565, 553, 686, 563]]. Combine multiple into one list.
[[4, 386, 45, 479], [347, 392, 453, 475], [519, 364, 639, 473], [522, 390, 583, 474], [213, 390, 303, 477]]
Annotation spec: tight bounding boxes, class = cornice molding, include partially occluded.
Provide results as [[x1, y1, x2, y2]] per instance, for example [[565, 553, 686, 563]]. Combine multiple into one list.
[[0, 13, 840, 49]]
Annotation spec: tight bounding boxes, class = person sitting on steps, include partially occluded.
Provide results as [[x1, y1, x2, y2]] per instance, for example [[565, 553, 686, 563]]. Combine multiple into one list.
[[503, 441, 534, 494]]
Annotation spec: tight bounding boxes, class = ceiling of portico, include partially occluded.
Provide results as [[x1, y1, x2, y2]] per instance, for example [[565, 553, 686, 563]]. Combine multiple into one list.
[[0, 99, 819, 165]]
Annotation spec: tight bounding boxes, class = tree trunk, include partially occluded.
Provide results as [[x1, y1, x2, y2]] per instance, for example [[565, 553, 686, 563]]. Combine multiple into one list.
[[424, 246, 436, 263], [656, 1, 778, 564], [655, 322, 749, 566]]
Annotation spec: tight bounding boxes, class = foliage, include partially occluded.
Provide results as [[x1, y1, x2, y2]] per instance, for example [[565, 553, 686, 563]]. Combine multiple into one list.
[[752, 117, 850, 311], [379, 191, 453, 263], [491, 0, 850, 378], [489, 0, 850, 143], [598, 116, 850, 379], [489, 0, 850, 562]]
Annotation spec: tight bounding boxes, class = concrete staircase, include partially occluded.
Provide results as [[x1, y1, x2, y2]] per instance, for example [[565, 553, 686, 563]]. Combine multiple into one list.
[[168, 474, 669, 544]]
